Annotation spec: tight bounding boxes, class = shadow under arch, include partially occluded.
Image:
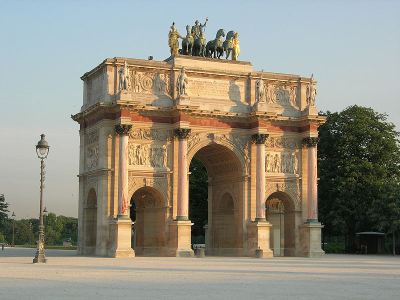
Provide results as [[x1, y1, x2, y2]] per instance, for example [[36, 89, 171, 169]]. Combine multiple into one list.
[[265, 191, 296, 256], [83, 188, 97, 255], [130, 186, 166, 256], [189, 142, 244, 256]]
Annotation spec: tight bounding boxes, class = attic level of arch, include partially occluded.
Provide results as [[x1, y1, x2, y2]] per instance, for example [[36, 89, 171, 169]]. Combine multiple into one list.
[[77, 56, 320, 121]]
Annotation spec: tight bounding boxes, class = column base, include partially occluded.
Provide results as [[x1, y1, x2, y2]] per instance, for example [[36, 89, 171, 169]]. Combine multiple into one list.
[[109, 217, 135, 258], [168, 220, 194, 257], [300, 222, 325, 257], [247, 220, 273, 258]]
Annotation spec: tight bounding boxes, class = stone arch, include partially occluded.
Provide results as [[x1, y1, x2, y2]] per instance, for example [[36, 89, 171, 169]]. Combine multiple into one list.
[[128, 175, 168, 208], [130, 186, 167, 256], [189, 141, 245, 256], [84, 188, 97, 255], [265, 181, 301, 211], [265, 191, 296, 256], [187, 133, 249, 175]]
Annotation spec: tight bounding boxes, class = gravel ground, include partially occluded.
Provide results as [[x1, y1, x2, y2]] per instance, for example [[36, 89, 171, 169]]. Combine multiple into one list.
[[0, 247, 399, 300]]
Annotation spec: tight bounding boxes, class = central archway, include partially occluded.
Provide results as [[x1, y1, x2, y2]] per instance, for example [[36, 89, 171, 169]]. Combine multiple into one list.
[[189, 143, 244, 256]]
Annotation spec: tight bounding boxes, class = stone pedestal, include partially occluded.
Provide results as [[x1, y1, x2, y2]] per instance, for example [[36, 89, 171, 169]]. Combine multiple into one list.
[[109, 217, 135, 258], [175, 95, 190, 106], [300, 222, 325, 257], [168, 220, 194, 257], [304, 105, 318, 116], [247, 221, 273, 258], [252, 101, 268, 112]]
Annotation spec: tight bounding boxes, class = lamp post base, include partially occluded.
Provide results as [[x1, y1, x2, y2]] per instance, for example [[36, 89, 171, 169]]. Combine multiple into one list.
[[33, 230, 47, 263], [33, 252, 47, 263]]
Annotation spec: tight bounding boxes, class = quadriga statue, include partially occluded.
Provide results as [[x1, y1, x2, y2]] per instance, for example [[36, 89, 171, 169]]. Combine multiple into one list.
[[206, 29, 225, 59]]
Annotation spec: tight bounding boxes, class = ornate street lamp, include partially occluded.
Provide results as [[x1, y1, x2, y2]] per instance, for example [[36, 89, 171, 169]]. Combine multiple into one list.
[[33, 134, 49, 263], [11, 212, 15, 247]]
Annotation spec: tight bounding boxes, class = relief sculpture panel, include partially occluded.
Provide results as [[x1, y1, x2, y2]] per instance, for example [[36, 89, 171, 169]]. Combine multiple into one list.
[[128, 144, 168, 169], [86, 130, 99, 171], [127, 68, 171, 96], [263, 81, 298, 108]]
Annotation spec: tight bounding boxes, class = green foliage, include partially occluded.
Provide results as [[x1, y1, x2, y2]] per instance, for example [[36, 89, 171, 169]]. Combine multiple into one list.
[[0, 194, 9, 229], [0, 232, 5, 243], [318, 105, 400, 251], [2, 213, 77, 246], [189, 158, 208, 238]]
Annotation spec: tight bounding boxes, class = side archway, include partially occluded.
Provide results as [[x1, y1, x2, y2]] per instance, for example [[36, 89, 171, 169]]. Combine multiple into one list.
[[130, 186, 166, 256], [266, 191, 296, 256], [84, 188, 97, 255]]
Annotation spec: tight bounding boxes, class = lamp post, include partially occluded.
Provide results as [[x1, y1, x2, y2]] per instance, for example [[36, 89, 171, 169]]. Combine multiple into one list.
[[11, 212, 15, 247], [33, 134, 49, 264]]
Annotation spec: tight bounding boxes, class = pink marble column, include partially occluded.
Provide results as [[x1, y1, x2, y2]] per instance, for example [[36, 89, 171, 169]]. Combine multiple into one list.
[[115, 124, 132, 217], [174, 128, 191, 220], [303, 137, 319, 222], [252, 133, 268, 221]]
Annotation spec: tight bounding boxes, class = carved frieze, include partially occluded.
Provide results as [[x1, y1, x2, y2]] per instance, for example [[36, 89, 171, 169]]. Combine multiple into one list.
[[128, 69, 171, 96], [129, 128, 173, 141], [266, 151, 299, 174], [263, 81, 298, 108], [128, 143, 167, 168], [266, 136, 300, 149]]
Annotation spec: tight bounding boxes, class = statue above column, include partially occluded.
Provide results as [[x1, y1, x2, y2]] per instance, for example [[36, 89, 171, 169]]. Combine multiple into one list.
[[168, 18, 241, 61]]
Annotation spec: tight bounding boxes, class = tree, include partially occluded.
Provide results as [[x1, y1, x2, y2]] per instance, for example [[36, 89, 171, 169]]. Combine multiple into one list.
[[0, 194, 9, 234], [0, 194, 9, 221], [189, 158, 208, 243], [318, 105, 400, 252]]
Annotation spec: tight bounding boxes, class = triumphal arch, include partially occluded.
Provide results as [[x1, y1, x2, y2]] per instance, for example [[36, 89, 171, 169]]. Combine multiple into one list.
[[72, 23, 325, 258]]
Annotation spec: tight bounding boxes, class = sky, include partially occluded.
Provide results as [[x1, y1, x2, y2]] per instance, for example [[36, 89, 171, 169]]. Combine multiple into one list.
[[0, 0, 399, 219]]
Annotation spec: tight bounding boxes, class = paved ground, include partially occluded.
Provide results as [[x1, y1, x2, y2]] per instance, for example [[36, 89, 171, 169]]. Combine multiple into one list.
[[0, 247, 399, 300]]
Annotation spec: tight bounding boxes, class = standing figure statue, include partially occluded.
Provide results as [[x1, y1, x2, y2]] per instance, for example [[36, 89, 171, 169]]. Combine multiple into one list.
[[118, 61, 130, 91], [176, 67, 188, 97], [181, 25, 194, 55], [231, 32, 240, 61], [306, 74, 317, 106], [168, 22, 182, 56], [192, 18, 208, 56], [192, 18, 208, 39], [256, 75, 265, 103]]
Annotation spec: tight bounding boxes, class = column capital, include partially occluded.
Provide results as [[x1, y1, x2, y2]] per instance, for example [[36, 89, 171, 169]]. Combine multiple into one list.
[[174, 128, 191, 140], [302, 137, 319, 148], [251, 133, 268, 144], [115, 124, 132, 136]]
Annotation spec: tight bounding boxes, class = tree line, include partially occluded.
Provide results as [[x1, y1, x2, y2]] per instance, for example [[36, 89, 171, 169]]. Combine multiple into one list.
[[0, 197, 77, 246]]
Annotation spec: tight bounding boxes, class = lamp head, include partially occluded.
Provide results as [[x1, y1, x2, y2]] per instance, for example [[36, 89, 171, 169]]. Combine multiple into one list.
[[36, 134, 49, 159]]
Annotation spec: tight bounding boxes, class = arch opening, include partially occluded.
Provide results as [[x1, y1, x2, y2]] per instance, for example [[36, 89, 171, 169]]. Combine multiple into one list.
[[189, 143, 244, 256], [84, 188, 97, 255], [266, 191, 296, 256], [130, 186, 166, 256]]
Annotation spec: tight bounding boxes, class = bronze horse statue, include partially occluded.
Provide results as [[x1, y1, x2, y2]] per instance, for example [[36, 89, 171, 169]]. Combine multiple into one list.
[[223, 31, 235, 59], [181, 25, 194, 55], [206, 29, 225, 59]]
